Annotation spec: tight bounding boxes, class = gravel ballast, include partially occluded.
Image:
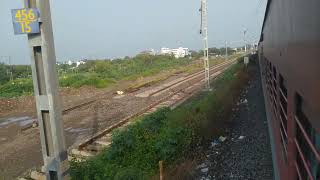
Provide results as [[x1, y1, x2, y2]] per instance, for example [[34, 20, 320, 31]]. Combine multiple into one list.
[[193, 66, 274, 180]]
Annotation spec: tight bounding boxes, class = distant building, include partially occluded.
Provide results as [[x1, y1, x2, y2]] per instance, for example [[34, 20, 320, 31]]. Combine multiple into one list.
[[140, 49, 156, 56], [160, 48, 172, 55], [160, 47, 190, 58], [63, 60, 86, 67], [66, 60, 73, 66], [76, 60, 86, 67]]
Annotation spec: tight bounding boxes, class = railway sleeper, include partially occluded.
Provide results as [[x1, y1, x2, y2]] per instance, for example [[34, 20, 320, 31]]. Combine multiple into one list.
[[95, 140, 111, 147], [71, 148, 95, 158], [85, 144, 106, 152]]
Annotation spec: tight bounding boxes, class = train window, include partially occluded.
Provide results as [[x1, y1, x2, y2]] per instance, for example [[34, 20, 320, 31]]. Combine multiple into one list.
[[279, 74, 288, 131], [272, 66, 277, 80], [264, 59, 271, 98], [272, 66, 277, 108], [277, 73, 288, 163], [295, 94, 320, 180], [267, 62, 272, 100], [279, 75, 287, 97]]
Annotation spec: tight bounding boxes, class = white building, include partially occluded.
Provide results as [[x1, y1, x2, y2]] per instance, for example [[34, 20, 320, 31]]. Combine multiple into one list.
[[63, 60, 86, 67], [76, 60, 86, 67], [160, 47, 190, 58]]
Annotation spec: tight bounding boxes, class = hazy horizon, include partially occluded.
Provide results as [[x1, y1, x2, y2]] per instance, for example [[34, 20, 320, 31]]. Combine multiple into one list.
[[0, 0, 267, 65]]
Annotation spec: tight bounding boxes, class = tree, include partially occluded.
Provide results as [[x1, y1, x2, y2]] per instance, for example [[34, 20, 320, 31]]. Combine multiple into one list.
[[0, 63, 9, 84]]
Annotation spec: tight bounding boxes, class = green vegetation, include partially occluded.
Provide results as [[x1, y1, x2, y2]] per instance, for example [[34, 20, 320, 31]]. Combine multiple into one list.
[[0, 63, 31, 84], [70, 59, 250, 180], [0, 52, 244, 98], [208, 47, 237, 56], [0, 78, 33, 98], [59, 73, 115, 89], [0, 55, 193, 98], [73, 54, 193, 81]]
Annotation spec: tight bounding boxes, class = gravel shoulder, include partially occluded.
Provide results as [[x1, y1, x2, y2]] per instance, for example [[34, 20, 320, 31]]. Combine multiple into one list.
[[192, 66, 274, 180]]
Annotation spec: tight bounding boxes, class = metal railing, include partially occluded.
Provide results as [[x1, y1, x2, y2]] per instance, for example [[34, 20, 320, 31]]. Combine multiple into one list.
[[294, 116, 320, 180]]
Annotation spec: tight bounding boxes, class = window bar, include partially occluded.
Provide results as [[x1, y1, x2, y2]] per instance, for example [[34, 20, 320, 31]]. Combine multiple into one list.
[[279, 88, 287, 102], [295, 162, 303, 180], [294, 139, 315, 180], [280, 129, 288, 154], [279, 114, 288, 138], [272, 94, 277, 105], [279, 102, 288, 120], [295, 116, 320, 162], [268, 91, 273, 102], [272, 103, 277, 114], [273, 80, 277, 89]]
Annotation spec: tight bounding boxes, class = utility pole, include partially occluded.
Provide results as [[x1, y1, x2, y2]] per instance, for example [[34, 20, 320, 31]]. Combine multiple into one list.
[[18, 0, 69, 179], [200, 0, 210, 89], [243, 29, 247, 52], [225, 41, 228, 59], [2, 56, 13, 81], [9, 56, 13, 81]]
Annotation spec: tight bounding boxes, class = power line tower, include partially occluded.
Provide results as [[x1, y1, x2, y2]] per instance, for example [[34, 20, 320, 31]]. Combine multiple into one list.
[[200, 0, 210, 89]]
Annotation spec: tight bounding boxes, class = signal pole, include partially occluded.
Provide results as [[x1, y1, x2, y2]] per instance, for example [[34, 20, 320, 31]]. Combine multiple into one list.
[[23, 0, 69, 179], [243, 29, 247, 52], [200, 0, 210, 89]]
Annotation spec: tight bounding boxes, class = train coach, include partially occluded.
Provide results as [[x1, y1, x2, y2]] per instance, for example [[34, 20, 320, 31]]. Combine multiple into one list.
[[258, 0, 320, 179]]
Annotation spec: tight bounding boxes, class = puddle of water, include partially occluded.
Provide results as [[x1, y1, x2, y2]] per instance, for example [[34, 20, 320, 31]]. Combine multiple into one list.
[[0, 116, 36, 128]]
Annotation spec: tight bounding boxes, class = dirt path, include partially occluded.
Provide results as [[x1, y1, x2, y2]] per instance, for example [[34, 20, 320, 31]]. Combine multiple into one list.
[[192, 66, 274, 180]]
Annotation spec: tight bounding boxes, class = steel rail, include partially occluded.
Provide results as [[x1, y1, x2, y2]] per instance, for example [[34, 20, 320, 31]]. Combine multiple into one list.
[[74, 60, 237, 156]]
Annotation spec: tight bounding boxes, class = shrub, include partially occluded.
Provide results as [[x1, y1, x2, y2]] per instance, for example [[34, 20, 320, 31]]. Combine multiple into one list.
[[0, 78, 33, 98], [70, 108, 194, 179], [59, 74, 115, 88]]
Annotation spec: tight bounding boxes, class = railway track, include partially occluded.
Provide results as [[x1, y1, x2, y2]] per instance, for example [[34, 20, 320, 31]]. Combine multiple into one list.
[[69, 59, 238, 160], [28, 59, 238, 179], [62, 60, 232, 115]]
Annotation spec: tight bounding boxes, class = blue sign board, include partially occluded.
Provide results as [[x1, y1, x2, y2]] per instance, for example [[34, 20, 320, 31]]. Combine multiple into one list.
[[11, 8, 40, 35]]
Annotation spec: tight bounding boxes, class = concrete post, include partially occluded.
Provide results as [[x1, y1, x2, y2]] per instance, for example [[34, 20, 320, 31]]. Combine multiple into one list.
[[24, 0, 69, 179]]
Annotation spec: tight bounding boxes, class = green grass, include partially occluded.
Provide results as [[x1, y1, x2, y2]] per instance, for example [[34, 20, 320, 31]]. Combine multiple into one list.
[[59, 73, 115, 88], [0, 55, 195, 98], [0, 78, 33, 98], [0, 54, 245, 98], [70, 59, 250, 180]]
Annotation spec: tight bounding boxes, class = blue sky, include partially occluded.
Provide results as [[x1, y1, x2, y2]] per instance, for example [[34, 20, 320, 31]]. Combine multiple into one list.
[[0, 0, 267, 64]]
